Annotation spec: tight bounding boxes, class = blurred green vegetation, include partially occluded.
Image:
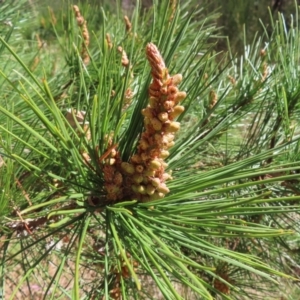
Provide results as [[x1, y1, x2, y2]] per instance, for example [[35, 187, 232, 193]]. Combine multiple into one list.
[[27, 0, 300, 53]]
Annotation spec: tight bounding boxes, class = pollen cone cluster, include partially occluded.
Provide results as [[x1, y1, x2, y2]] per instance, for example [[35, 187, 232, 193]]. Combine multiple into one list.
[[73, 5, 90, 65], [120, 43, 186, 202], [99, 43, 185, 203], [103, 147, 124, 201]]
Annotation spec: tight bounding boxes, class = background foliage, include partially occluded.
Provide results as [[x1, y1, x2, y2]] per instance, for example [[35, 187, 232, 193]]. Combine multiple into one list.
[[29, 0, 300, 53]]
